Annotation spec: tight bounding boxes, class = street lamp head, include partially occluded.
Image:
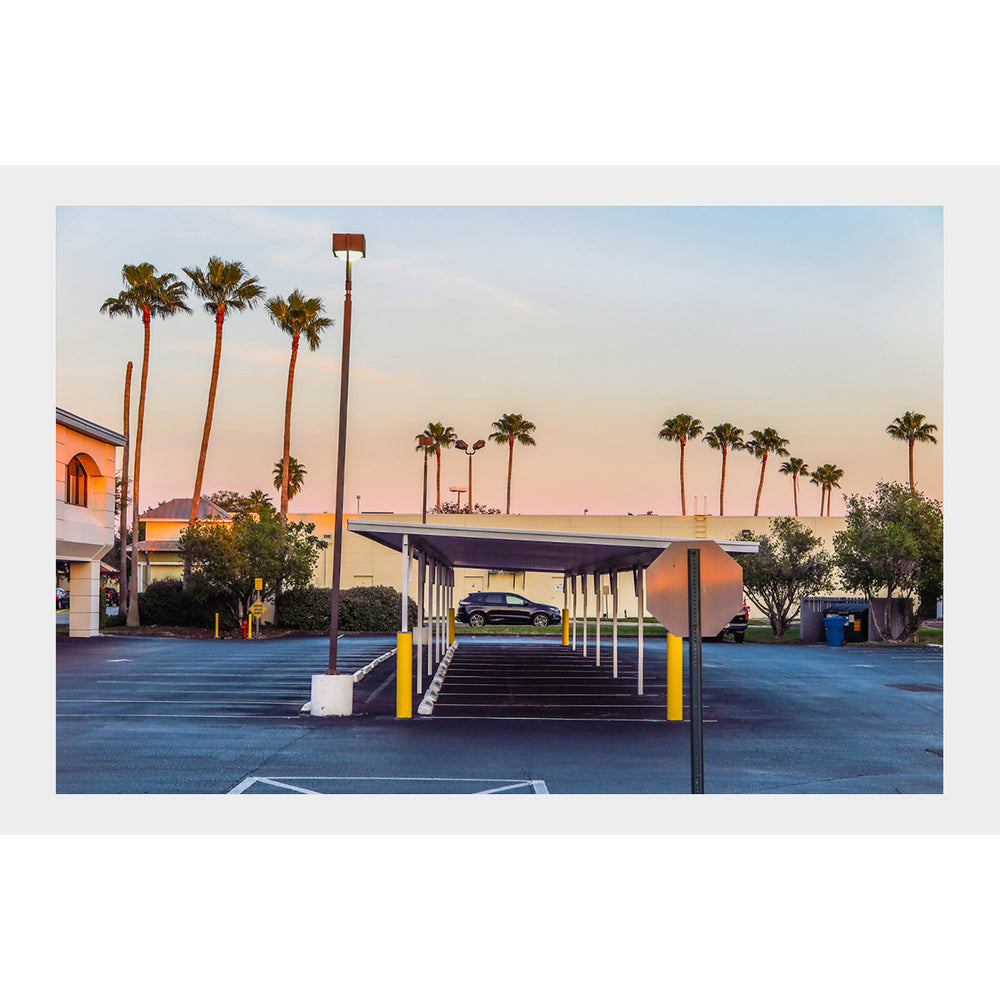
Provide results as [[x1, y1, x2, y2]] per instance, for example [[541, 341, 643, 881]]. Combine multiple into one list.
[[331, 233, 366, 258], [417, 435, 433, 448], [455, 440, 468, 450], [473, 440, 486, 450]]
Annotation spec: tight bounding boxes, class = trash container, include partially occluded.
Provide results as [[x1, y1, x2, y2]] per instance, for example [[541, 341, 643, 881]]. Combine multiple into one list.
[[823, 615, 848, 647]]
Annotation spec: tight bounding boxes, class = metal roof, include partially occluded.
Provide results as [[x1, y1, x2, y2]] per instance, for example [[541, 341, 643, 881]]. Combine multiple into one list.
[[56, 407, 127, 447], [347, 519, 759, 576], [141, 498, 232, 521]]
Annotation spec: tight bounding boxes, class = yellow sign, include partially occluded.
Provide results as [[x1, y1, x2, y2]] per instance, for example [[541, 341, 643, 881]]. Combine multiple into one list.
[[254, 578, 263, 591], [250, 601, 266, 618]]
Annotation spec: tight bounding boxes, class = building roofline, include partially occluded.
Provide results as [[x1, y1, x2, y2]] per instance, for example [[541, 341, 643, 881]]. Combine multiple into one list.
[[57, 408, 127, 447]]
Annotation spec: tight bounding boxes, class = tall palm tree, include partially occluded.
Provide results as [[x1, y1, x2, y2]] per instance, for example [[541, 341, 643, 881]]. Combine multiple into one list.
[[183, 257, 266, 529], [886, 411, 938, 492], [702, 422, 744, 516], [779, 457, 809, 517], [100, 263, 190, 625], [746, 428, 790, 516], [809, 467, 827, 515], [272, 457, 307, 502], [415, 422, 457, 513], [823, 464, 845, 516], [658, 414, 704, 516], [489, 413, 537, 514], [266, 290, 332, 519]]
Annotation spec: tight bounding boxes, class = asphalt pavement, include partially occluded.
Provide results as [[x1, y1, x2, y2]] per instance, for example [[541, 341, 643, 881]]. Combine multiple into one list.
[[55, 632, 943, 797]]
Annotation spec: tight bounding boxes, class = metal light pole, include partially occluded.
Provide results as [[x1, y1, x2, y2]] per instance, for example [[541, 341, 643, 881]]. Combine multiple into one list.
[[326, 233, 365, 675], [455, 438, 485, 514], [417, 435, 433, 523], [449, 486, 466, 510]]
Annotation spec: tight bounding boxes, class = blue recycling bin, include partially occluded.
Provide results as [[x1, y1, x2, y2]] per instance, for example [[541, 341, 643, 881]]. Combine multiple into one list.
[[823, 615, 848, 647]]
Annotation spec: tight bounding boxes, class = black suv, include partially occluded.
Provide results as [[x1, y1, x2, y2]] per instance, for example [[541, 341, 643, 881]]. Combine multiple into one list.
[[457, 592, 562, 627]]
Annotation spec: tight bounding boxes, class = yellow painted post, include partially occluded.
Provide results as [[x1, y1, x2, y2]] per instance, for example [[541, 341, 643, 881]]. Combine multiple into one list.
[[448, 607, 455, 645], [396, 631, 413, 718], [215, 613, 219, 639], [562, 614, 569, 646], [248, 613, 253, 639], [667, 632, 683, 721]]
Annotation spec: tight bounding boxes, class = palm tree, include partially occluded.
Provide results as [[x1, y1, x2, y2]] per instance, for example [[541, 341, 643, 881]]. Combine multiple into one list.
[[183, 257, 266, 529], [886, 411, 938, 492], [100, 263, 190, 625], [702, 422, 744, 516], [823, 464, 844, 516], [746, 428, 790, 516], [489, 413, 537, 514], [657, 414, 704, 515], [266, 290, 332, 519], [272, 457, 307, 502], [779, 457, 810, 517], [808, 467, 827, 515], [415, 422, 457, 512]]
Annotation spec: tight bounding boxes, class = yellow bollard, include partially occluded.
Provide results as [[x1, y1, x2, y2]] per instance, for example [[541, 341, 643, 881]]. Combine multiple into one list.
[[248, 613, 253, 640], [448, 608, 455, 646], [562, 614, 569, 646], [667, 632, 683, 721], [215, 613, 219, 639], [396, 632, 413, 718]]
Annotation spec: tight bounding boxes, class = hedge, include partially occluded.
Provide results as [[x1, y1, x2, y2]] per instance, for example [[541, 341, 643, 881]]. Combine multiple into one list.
[[278, 585, 418, 631], [137, 579, 238, 629]]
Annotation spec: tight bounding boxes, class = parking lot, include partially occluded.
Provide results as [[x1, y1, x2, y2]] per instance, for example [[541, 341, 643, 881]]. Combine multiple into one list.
[[55, 632, 943, 797]]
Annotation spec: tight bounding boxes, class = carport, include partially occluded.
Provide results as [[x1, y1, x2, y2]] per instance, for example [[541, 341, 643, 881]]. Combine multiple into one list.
[[346, 519, 758, 708]]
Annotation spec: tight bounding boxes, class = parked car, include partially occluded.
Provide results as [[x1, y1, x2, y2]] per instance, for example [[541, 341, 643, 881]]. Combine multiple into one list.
[[56, 587, 69, 610], [711, 603, 750, 642], [457, 592, 562, 627]]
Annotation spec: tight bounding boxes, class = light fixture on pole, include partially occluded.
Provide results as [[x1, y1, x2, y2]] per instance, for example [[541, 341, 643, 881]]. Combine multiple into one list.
[[356, 495, 361, 514], [449, 486, 466, 510], [326, 233, 365, 676], [417, 435, 433, 523], [455, 438, 486, 514]]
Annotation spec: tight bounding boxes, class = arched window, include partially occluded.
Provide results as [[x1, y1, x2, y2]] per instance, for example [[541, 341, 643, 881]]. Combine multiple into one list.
[[66, 456, 88, 507]]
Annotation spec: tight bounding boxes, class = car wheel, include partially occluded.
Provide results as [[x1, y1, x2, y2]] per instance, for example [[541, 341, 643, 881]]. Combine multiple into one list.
[[734, 631, 745, 643], [468, 612, 486, 627], [531, 613, 549, 627]]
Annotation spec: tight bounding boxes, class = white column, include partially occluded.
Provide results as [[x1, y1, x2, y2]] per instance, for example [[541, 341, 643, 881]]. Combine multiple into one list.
[[416, 550, 425, 695], [68, 560, 101, 638], [612, 570, 619, 679], [582, 573, 588, 657], [571, 575, 578, 650], [594, 572, 601, 666], [636, 566, 645, 695], [401, 534, 410, 632], [426, 559, 434, 674]]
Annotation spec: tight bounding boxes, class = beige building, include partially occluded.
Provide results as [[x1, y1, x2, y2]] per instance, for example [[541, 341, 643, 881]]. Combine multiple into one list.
[[134, 498, 232, 589], [56, 408, 126, 637], [290, 511, 851, 610]]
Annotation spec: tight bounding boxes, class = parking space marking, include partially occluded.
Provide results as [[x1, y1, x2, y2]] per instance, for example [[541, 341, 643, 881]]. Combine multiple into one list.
[[228, 775, 550, 794]]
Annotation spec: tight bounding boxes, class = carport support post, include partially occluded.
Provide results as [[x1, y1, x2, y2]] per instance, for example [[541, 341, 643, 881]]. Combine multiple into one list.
[[571, 576, 578, 650], [562, 574, 569, 646], [581, 574, 588, 657], [401, 534, 410, 631], [426, 559, 434, 674], [593, 571, 601, 666], [416, 551, 425, 695], [636, 566, 645, 695], [396, 631, 412, 718], [611, 571, 619, 678]]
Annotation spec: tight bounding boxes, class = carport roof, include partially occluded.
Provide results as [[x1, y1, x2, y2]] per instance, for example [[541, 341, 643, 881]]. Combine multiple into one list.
[[347, 519, 759, 576]]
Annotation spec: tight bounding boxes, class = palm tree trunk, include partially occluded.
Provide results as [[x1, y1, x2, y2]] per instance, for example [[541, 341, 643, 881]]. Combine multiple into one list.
[[435, 447, 442, 513], [754, 455, 767, 516], [189, 305, 226, 526], [679, 440, 686, 516], [826, 487, 832, 517], [792, 474, 799, 517], [818, 487, 824, 516], [719, 450, 727, 516], [126, 313, 151, 626], [119, 362, 132, 619], [506, 437, 514, 514], [280, 332, 300, 520], [908, 439, 915, 492]]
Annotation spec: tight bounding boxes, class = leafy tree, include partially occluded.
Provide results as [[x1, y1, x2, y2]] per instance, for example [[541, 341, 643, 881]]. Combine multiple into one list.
[[886, 411, 938, 493], [658, 414, 704, 515], [272, 457, 306, 502], [733, 518, 833, 637], [179, 503, 326, 621], [833, 481, 943, 642], [182, 257, 266, 530], [778, 457, 809, 517], [746, 428, 790, 516], [415, 421, 458, 513], [432, 500, 502, 514], [489, 413, 537, 514], [266, 290, 332, 518], [100, 262, 191, 624], [703, 422, 744, 516], [205, 489, 274, 517]]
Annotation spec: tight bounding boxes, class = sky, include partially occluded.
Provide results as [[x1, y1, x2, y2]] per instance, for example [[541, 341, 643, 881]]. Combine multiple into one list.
[[56, 204, 942, 519]]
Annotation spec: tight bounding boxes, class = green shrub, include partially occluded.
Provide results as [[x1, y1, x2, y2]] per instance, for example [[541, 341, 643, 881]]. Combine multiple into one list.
[[138, 578, 238, 629], [278, 585, 417, 631]]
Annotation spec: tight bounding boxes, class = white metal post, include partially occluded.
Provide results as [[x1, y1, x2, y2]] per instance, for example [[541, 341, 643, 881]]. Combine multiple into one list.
[[637, 566, 645, 695], [416, 550, 425, 694], [571, 574, 577, 650], [594, 572, 601, 666], [582, 573, 588, 657], [612, 570, 619, 678], [401, 534, 409, 632]]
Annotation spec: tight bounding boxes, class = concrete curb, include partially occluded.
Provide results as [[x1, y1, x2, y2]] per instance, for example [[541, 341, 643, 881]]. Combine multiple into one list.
[[417, 641, 459, 716]]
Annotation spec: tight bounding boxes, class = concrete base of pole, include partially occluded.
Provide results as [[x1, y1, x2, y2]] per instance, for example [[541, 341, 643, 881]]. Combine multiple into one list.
[[310, 673, 354, 716]]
